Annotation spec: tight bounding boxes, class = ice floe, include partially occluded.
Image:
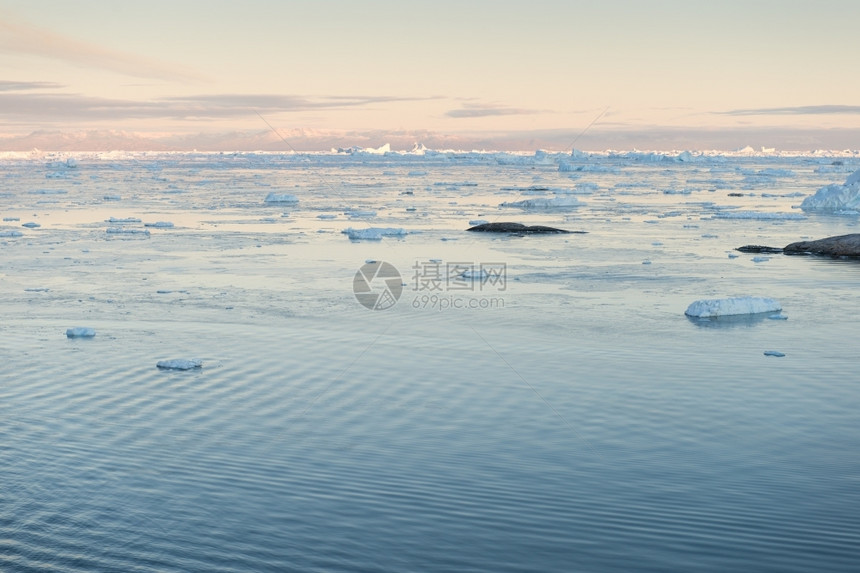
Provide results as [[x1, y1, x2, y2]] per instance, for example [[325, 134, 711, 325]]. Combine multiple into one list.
[[800, 168, 860, 213], [500, 197, 584, 209], [685, 297, 782, 318], [106, 227, 150, 235], [763, 350, 785, 357], [107, 217, 142, 223], [66, 327, 96, 338], [156, 358, 202, 370], [342, 227, 406, 240], [264, 192, 299, 204], [0, 230, 23, 237], [21, 222, 41, 228], [144, 221, 174, 228]]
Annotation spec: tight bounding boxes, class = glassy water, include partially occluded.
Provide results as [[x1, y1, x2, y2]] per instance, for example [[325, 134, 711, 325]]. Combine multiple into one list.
[[1, 151, 859, 571]]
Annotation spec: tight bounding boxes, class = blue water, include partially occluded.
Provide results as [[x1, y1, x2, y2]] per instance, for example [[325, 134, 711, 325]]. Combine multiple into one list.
[[1, 151, 859, 571]]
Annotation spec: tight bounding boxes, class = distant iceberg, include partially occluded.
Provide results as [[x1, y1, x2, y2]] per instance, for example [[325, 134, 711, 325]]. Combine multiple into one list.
[[264, 192, 299, 204], [800, 168, 860, 213], [685, 297, 782, 318], [342, 227, 406, 240], [500, 196, 584, 209]]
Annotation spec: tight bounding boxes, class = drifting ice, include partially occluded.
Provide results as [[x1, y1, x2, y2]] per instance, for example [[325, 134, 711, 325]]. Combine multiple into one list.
[[264, 193, 299, 204], [66, 327, 96, 338], [500, 197, 584, 209], [800, 168, 860, 213], [342, 227, 406, 240], [157, 358, 203, 370], [685, 297, 782, 318], [144, 221, 174, 228]]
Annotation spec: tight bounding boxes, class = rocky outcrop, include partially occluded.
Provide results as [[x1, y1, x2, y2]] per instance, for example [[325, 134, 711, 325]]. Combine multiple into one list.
[[737, 233, 860, 257], [783, 233, 860, 257], [466, 222, 583, 234]]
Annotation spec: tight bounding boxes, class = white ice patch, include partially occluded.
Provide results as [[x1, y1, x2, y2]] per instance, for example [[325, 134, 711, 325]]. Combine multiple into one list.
[[500, 196, 584, 209], [156, 358, 202, 370], [685, 297, 782, 318], [66, 327, 96, 338], [144, 221, 174, 228], [107, 217, 141, 223], [713, 211, 806, 220], [800, 168, 860, 213], [264, 192, 299, 204], [342, 227, 406, 240]]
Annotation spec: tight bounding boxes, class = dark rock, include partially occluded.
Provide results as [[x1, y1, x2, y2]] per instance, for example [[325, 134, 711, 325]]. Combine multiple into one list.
[[783, 233, 860, 257], [736, 245, 784, 254], [466, 222, 583, 234], [728, 192, 745, 197]]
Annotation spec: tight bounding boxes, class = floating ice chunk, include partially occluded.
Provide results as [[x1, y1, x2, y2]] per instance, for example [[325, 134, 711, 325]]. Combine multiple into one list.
[[342, 227, 406, 240], [800, 168, 860, 213], [763, 350, 785, 357], [344, 210, 377, 218], [22, 222, 41, 228], [713, 211, 806, 220], [685, 296, 782, 318], [752, 256, 770, 263], [642, 260, 652, 265], [460, 268, 488, 279], [156, 358, 202, 370], [144, 221, 174, 228], [469, 219, 489, 226], [65, 158, 78, 168], [264, 192, 299, 204], [66, 327, 95, 338], [317, 214, 337, 220], [103, 194, 122, 200], [107, 217, 141, 223], [106, 227, 150, 235], [29, 189, 67, 194], [0, 230, 23, 237], [768, 314, 788, 320], [3, 217, 20, 221], [500, 196, 584, 209]]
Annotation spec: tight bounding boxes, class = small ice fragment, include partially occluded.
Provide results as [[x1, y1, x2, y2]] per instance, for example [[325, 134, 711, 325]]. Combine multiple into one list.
[[701, 234, 718, 239], [642, 260, 652, 265], [500, 197, 584, 209], [144, 221, 174, 228], [342, 227, 406, 240], [763, 350, 785, 357], [685, 296, 782, 318], [652, 241, 663, 246], [264, 193, 299, 204], [768, 314, 788, 320], [106, 228, 150, 235], [22, 222, 40, 228], [728, 253, 739, 258], [107, 217, 142, 223], [66, 327, 96, 338], [469, 219, 489, 226], [156, 358, 202, 370], [317, 214, 337, 219], [103, 194, 121, 201], [3, 217, 20, 221], [460, 269, 488, 280], [405, 207, 417, 212], [345, 210, 377, 218], [752, 256, 770, 263], [156, 290, 173, 294], [0, 230, 23, 237]]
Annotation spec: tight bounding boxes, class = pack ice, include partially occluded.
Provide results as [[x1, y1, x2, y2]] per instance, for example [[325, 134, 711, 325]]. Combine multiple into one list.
[[684, 297, 782, 318]]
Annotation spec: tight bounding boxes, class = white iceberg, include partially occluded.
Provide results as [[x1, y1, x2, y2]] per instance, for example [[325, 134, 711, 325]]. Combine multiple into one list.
[[157, 358, 202, 370], [264, 192, 299, 204], [342, 227, 406, 240], [685, 297, 782, 318], [500, 196, 584, 209], [800, 168, 860, 213], [66, 327, 96, 338]]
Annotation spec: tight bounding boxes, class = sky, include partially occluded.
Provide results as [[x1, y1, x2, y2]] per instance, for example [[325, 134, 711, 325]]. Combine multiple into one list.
[[1, 0, 859, 151]]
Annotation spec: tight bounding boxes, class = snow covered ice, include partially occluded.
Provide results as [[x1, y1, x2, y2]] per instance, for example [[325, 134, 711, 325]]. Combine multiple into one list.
[[800, 168, 860, 214], [685, 297, 782, 318]]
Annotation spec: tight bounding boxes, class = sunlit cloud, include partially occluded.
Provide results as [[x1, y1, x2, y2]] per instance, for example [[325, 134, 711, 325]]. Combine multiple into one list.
[[0, 80, 64, 91], [0, 16, 205, 82], [0, 91, 437, 122], [720, 105, 860, 116], [446, 103, 539, 118]]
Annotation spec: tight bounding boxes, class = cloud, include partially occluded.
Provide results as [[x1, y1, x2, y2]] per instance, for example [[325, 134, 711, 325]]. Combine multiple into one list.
[[446, 103, 539, 118], [0, 80, 64, 92], [0, 91, 436, 122], [720, 105, 860, 116], [0, 17, 205, 82]]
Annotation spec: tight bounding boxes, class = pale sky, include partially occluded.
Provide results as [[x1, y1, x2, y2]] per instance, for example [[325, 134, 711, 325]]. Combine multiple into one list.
[[1, 0, 859, 151]]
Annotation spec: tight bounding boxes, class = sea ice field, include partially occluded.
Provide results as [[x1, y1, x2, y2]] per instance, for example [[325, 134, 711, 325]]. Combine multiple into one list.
[[1, 148, 859, 572]]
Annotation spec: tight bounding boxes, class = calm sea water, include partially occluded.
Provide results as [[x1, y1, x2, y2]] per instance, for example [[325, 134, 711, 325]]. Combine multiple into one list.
[[1, 151, 859, 571]]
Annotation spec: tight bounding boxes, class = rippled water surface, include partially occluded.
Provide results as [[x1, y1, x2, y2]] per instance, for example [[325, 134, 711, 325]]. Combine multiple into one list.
[[2, 151, 859, 571]]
